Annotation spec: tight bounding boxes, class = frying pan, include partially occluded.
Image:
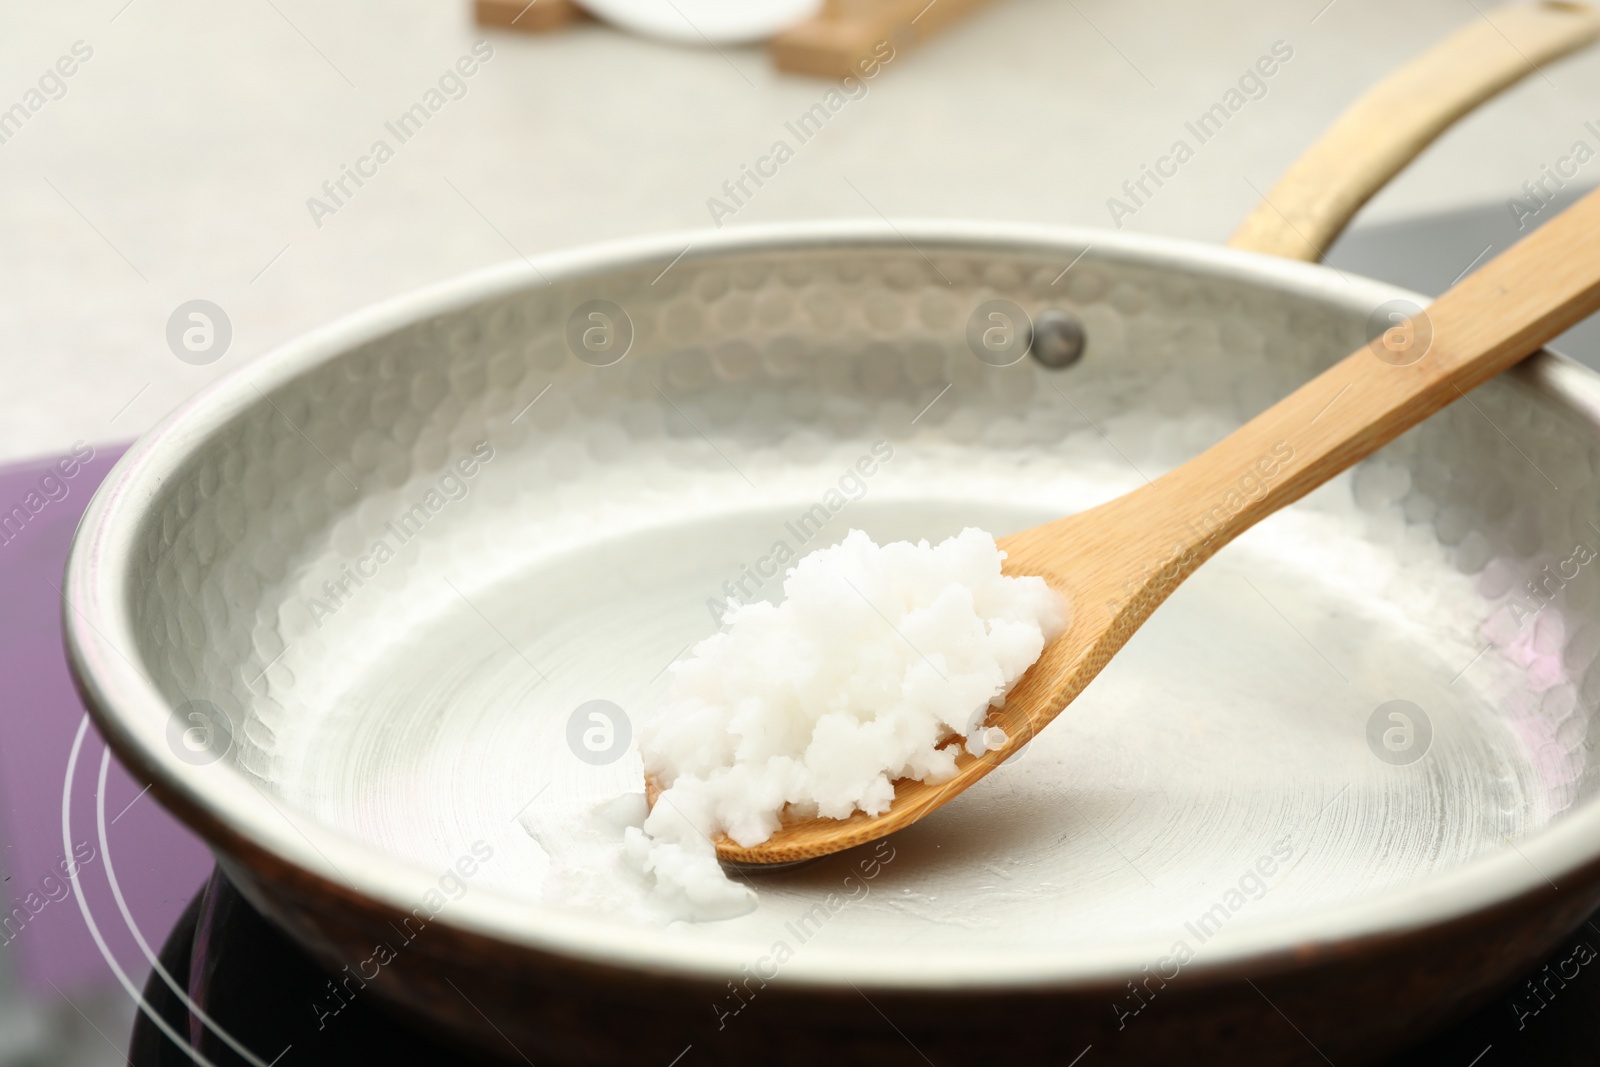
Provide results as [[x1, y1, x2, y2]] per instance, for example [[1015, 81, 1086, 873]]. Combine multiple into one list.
[[62, 4, 1600, 1064]]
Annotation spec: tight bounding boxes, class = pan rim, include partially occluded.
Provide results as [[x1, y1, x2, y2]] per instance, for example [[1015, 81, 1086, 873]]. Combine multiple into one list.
[[62, 218, 1600, 991]]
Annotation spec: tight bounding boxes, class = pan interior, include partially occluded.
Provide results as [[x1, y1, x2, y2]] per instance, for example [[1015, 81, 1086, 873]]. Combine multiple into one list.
[[126, 239, 1600, 964]]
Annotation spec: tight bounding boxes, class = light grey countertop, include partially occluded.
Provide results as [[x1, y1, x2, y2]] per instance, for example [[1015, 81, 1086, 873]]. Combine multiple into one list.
[[3, 0, 1599, 465]]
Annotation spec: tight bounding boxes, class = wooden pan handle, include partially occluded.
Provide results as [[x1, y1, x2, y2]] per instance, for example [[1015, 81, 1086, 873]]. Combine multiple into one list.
[[1228, 1, 1600, 262]]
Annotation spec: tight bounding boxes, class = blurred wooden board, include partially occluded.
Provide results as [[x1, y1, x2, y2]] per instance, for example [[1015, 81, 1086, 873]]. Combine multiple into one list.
[[471, 0, 995, 75], [770, 0, 998, 77], [474, 0, 589, 33]]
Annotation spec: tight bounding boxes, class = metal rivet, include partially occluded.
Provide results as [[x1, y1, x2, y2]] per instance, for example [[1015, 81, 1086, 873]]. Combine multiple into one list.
[[1030, 310, 1086, 369]]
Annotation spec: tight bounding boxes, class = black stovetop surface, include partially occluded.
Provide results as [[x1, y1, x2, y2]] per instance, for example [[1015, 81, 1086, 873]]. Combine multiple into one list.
[[134, 868, 1600, 1066]]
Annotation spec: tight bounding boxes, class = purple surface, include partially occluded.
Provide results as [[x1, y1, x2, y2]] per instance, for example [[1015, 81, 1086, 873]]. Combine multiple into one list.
[[0, 442, 212, 994]]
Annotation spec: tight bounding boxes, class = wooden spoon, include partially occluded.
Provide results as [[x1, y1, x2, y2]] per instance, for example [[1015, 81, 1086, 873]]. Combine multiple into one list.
[[717, 184, 1600, 865]]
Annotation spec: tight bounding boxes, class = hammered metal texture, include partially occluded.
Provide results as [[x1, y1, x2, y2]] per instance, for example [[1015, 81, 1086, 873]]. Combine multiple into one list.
[[96, 231, 1600, 1064]]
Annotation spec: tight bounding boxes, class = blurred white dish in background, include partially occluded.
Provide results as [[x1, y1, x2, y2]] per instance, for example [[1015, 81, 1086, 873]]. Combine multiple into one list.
[[575, 0, 824, 45]]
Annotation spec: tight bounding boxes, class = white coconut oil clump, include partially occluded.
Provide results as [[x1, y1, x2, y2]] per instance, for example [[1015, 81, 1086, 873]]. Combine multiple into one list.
[[624, 527, 1067, 915]]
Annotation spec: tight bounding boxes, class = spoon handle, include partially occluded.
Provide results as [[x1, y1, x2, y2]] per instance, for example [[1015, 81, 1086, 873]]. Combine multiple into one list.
[[1026, 185, 1600, 618], [1208, 185, 1600, 520]]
